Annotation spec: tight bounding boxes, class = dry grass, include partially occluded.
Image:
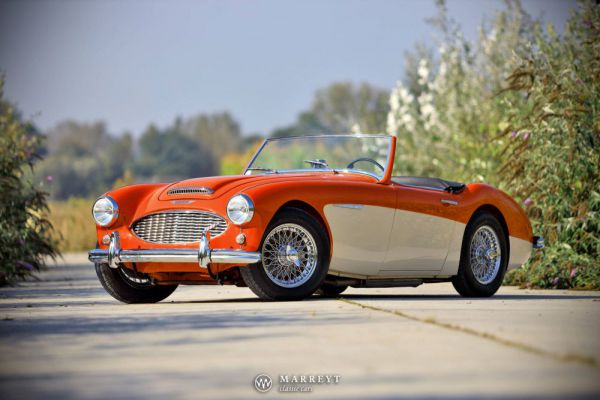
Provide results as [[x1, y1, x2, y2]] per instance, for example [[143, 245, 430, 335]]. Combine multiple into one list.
[[48, 198, 97, 252]]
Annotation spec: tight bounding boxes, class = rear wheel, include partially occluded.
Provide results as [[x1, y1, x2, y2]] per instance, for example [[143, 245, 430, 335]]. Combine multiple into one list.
[[95, 263, 178, 303], [240, 208, 329, 300], [452, 212, 508, 297]]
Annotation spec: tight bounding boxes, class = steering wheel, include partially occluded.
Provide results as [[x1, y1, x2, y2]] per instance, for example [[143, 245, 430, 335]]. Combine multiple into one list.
[[346, 157, 385, 173]]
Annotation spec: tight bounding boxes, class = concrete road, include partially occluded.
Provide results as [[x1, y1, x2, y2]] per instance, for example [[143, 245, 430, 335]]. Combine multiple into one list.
[[1, 254, 599, 400]]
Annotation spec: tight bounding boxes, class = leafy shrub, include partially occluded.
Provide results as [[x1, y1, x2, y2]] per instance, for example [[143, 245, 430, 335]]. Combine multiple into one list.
[[500, 2, 600, 289], [0, 79, 57, 284]]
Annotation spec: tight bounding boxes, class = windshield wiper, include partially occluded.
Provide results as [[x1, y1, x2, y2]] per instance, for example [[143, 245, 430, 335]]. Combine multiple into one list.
[[246, 167, 277, 173]]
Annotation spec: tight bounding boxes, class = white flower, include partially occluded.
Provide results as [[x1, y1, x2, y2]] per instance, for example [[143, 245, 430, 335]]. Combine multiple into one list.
[[417, 59, 429, 86], [389, 90, 400, 112], [421, 103, 435, 118]]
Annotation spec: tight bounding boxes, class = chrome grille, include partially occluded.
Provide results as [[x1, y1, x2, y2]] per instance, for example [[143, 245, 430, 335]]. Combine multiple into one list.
[[131, 211, 227, 244], [167, 186, 213, 195]]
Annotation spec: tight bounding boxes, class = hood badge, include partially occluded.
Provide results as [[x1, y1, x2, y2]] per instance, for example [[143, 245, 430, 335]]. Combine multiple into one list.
[[167, 186, 214, 195], [171, 199, 195, 204]]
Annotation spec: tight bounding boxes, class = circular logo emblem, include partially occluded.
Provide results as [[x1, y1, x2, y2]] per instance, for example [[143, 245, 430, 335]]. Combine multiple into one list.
[[254, 374, 273, 393]]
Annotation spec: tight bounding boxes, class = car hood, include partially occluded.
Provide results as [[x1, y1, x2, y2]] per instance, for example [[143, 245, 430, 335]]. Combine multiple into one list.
[[156, 173, 336, 201]]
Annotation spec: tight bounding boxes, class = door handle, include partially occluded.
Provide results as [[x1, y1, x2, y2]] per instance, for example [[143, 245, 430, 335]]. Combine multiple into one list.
[[441, 199, 458, 205]]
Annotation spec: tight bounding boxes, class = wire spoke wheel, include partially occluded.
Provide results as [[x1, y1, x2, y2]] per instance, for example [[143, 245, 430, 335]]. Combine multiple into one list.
[[469, 225, 502, 285], [262, 223, 318, 288]]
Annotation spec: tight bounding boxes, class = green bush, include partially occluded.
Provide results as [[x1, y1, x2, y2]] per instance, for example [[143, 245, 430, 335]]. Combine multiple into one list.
[[0, 79, 58, 284], [500, 2, 600, 289]]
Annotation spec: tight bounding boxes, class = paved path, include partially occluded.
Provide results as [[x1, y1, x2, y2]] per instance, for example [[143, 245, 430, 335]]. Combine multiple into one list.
[[1, 254, 599, 399]]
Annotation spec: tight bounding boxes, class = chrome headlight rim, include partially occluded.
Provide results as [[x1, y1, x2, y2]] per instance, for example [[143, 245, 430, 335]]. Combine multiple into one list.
[[226, 194, 254, 225], [92, 196, 119, 227]]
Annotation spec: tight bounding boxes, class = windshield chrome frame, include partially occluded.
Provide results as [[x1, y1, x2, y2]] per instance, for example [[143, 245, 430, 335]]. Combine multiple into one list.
[[243, 134, 393, 182]]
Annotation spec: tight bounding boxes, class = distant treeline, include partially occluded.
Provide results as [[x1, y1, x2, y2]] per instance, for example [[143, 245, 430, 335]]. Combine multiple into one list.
[[34, 82, 388, 200]]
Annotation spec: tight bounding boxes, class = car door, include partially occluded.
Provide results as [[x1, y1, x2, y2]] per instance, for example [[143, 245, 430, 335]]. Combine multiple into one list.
[[380, 184, 457, 276], [323, 183, 397, 278]]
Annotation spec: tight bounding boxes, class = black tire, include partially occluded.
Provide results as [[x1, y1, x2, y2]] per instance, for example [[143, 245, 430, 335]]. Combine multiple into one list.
[[317, 284, 348, 297], [452, 212, 508, 297], [95, 263, 178, 304], [240, 208, 330, 300]]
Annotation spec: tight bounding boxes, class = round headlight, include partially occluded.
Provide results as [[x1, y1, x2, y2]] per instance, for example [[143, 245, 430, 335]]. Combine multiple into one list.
[[227, 194, 254, 225], [92, 196, 119, 227]]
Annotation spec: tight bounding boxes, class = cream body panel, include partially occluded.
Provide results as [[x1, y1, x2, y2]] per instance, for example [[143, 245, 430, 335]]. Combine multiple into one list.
[[508, 236, 532, 270], [323, 204, 394, 277], [382, 209, 455, 273], [438, 222, 467, 277]]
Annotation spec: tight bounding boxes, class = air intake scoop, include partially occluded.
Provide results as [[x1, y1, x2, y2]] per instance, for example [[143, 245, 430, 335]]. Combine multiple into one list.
[[167, 186, 214, 195]]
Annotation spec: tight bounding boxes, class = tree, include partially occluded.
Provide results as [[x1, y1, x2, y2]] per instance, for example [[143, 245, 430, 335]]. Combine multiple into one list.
[[181, 112, 243, 158], [36, 121, 133, 199], [136, 124, 216, 180], [272, 82, 389, 137]]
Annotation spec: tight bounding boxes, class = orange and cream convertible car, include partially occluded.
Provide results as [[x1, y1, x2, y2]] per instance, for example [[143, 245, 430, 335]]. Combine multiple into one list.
[[89, 134, 544, 303]]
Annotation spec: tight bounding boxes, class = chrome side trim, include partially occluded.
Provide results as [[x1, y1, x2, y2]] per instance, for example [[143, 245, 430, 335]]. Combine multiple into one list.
[[89, 228, 260, 269], [441, 199, 459, 205], [332, 204, 364, 209]]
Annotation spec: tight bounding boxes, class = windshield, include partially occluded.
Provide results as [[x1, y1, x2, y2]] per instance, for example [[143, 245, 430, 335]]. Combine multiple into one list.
[[244, 135, 392, 180]]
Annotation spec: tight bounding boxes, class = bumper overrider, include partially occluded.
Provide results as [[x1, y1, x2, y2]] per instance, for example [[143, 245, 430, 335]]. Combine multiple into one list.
[[88, 228, 261, 269]]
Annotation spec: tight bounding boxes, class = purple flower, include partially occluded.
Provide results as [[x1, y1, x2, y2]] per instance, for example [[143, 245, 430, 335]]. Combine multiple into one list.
[[46, 175, 53, 182], [523, 132, 530, 141], [16, 261, 34, 271], [570, 268, 578, 279], [552, 277, 560, 286], [523, 198, 533, 206], [510, 131, 518, 139]]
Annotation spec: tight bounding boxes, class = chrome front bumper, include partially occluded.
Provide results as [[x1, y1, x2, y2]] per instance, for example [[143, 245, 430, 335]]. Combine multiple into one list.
[[88, 230, 261, 269]]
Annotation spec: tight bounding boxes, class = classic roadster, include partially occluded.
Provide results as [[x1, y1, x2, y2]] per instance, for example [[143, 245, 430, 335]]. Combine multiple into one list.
[[89, 134, 543, 302]]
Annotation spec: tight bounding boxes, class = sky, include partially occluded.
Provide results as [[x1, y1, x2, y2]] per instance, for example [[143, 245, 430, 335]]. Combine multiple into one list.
[[0, 0, 575, 137]]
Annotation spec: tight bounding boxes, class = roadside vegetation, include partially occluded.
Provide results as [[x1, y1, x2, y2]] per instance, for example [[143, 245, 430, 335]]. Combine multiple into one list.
[[2, 1, 597, 288], [385, 1, 599, 289], [0, 80, 57, 284]]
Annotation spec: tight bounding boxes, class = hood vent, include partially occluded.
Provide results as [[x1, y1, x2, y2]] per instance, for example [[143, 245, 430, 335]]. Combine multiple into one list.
[[167, 186, 214, 196]]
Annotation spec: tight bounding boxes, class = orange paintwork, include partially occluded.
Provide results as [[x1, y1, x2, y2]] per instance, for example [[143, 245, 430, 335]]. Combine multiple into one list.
[[94, 136, 533, 282]]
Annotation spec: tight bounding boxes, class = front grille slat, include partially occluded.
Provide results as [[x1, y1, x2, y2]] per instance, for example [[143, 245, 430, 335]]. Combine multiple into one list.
[[132, 211, 227, 244]]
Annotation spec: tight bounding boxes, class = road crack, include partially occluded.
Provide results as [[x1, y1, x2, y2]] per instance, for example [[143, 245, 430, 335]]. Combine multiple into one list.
[[339, 297, 598, 369]]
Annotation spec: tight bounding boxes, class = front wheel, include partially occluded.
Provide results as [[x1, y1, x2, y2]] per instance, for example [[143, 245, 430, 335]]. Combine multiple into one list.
[[240, 208, 330, 300], [95, 263, 178, 303], [452, 212, 508, 297]]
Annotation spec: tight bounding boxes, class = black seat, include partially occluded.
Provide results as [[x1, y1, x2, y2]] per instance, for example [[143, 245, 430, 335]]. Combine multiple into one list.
[[391, 176, 466, 193]]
